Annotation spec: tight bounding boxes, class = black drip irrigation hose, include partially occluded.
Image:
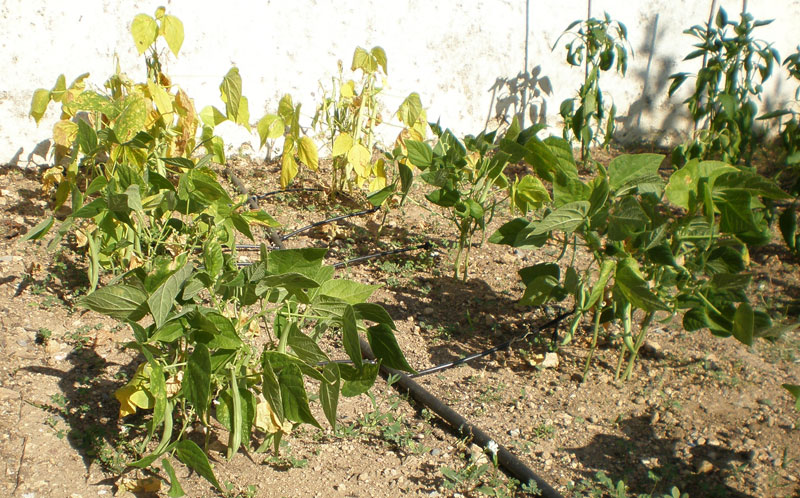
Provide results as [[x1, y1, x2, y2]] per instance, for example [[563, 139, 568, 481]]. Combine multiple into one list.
[[359, 337, 565, 498], [410, 308, 574, 378], [252, 187, 325, 200], [279, 206, 380, 241]]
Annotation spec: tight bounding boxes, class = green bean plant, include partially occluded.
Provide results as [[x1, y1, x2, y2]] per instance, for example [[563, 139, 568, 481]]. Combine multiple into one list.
[[492, 134, 792, 380], [668, 7, 780, 166], [406, 119, 549, 280], [312, 46, 427, 195], [25, 8, 257, 290], [758, 45, 800, 255], [554, 12, 630, 166]]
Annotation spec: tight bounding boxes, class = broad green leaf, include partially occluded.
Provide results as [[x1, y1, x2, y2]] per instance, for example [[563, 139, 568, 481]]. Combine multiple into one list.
[[199, 105, 227, 127], [79, 284, 148, 321], [220, 67, 242, 121], [518, 263, 567, 306], [665, 160, 737, 209], [320, 363, 340, 429], [371, 46, 388, 73], [608, 197, 649, 241], [614, 258, 668, 312], [353, 302, 395, 327], [184, 344, 211, 418], [340, 362, 381, 397], [204, 241, 223, 279], [288, 325, 329, 364], [148, 261, 192, 328], [512, 175, 550, 214], [367, 324, 415, 372], [240, 210, 279, 228], [732, 302, 754, 346], [532, 201, 589, 235], [607, 153, 664, 195], [342, 305, 362, 368], [30, 88, 50, 123], [174, 440, 221, 490], [267, 248, 327, 276], [130, 14, 158, 55], [149, 320, 185, 343], [76, 118, 98, 154], [278, 364, 321, 428], [297, 136, 318, 170], [319, 279, 379, 304], [160, 14, 184, 56], [351, 46, 377, 73], [261, 357, 283, 422], [406, 140, 433, 168], [488, 217, 529, 246]]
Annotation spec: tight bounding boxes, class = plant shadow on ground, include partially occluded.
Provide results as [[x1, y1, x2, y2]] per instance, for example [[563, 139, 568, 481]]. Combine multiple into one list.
[[748, 242, 800, 317], [382, 271, 561, 370], [21, 345, 140, 481], [568, 414, 754, 498]]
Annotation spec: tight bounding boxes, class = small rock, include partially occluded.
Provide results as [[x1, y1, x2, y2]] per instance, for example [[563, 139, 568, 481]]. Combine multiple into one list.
[[634, 396, 646, 405], [508, 428, 520, 437], [695, 459, 714, 473], [423, 307, 434, 316], [642, 340, 663, 357], [696, 437, 707, 446], [430, 448, 441, 457], [588, 415, 599, 424], [335, 483, 346, 492], [358, 472, 369, 482], [540, 352, 559, 369], [650, 412, 660, 425]]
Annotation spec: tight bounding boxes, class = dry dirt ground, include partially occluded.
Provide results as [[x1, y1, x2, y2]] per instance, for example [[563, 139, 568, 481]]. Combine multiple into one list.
[[0, 156, 798, 498]]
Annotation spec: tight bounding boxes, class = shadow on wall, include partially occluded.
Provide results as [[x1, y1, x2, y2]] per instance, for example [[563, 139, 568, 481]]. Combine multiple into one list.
[[4, 139, 51, 169], [620, 13, 686, 146], [484, 67, 553, 132]]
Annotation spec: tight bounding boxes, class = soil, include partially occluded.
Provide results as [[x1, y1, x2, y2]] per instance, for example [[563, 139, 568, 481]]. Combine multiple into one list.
[[0, 153, 798, 498]]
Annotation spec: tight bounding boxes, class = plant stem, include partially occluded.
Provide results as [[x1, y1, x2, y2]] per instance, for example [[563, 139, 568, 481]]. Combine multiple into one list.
[[582, 307, 603, 379], [622, 311, 655, 381]]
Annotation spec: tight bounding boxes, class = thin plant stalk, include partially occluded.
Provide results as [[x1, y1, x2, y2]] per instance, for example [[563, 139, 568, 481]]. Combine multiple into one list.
[[621, 311, 655, 381], [582, 306, 604, 379]]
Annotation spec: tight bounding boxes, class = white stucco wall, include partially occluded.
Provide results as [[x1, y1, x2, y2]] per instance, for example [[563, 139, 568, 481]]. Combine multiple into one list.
[[2, 0, 799, 166]]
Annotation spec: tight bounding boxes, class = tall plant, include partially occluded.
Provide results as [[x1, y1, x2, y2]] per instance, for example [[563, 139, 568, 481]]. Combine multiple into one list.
[[554, 10, 630, 166], [668, 6, 780, 166]]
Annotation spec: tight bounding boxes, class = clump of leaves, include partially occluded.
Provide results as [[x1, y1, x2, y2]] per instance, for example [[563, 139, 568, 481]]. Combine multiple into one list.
[[257, 93, 319, 188], [554, 12, 630, 166], [669, 7, 780, 166]]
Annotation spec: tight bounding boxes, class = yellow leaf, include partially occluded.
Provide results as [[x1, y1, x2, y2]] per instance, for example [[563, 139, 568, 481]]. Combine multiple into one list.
[[147, 80, 173, 118], [161, 14, 184, 56], [130, 14, 158, 55], [41, 167, 63, 194], [297, 136, 318, 170], [347, 142, 371, 178], [254, 394, 292, 434], [52, 120, 77, 148], [340, 80, 355, 99], [114, 363, 154, 418], [332, 133, 353, 157], [369, 159, 387, 192], [30, 89, 51, 124], [281, 153, 298, 188], [118, 476, 161, 493]]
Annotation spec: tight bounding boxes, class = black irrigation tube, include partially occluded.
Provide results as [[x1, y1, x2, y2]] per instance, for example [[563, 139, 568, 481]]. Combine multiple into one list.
[[410, 308, 574, 378], [359, 336, 565, 498], [279, 205, 380, 241], [252, 187, 325, 200]]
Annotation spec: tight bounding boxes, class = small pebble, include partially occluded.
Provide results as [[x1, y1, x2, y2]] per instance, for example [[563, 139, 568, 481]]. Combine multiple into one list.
[[696, 459, 714, 473]]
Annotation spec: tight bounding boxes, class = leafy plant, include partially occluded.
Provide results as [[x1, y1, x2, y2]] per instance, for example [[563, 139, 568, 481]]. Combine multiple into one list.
[[668, 7, 781, 166], [492, 137, 791, 379], [257, 93, 319, 188], [26, 7, 258, 290], [312, 46, 427, 195], [554, 12, 630, 165], [406, 119, 549, 279]]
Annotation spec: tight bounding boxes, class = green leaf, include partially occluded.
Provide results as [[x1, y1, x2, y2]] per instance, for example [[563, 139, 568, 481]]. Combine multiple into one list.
[[512, 175, 550, 214], [22, 216, 54, 241], [351, 46, 377, 73], [174, 440, 221, 490], [732, 302, 754, 346], [320, 363, 340, 429], [161, 459, 185, 498], [586, 259, 616, 310], [342, 305, 362, 368], [489, 217, 529, 246], [261, 357, 283, 423], [614, 258, 668, 312], [607, 153, 664, 195], [340, 362, 381, 397], [199, 106, 227, 127], [114, 94, 147, 143], [220, 67, 243, 122], [353, 302, 395, 327], [779, 206, 797, 250], [319, 279, 379, 304], [532, 201, 589, 235], [332, 133, 354, 157], [782, 384, 800, 411], [130, 14, 158, 55], [367, 323, 415, 372], [160, 14, 184, 56], [396, 92, 423, 126], [204, 241, 223, 279], [184, 344, 211, 419], [148, 261, 192, 328], [79, 284, 148, 321], [406, 140, 433, 168], [257, 114, 285, 147], [288, 325, 329, 364], [279, 364, 321, 428]]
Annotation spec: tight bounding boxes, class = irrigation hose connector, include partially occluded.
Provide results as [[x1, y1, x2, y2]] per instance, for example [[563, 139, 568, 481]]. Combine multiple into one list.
[[359, 337, 565, 498]]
